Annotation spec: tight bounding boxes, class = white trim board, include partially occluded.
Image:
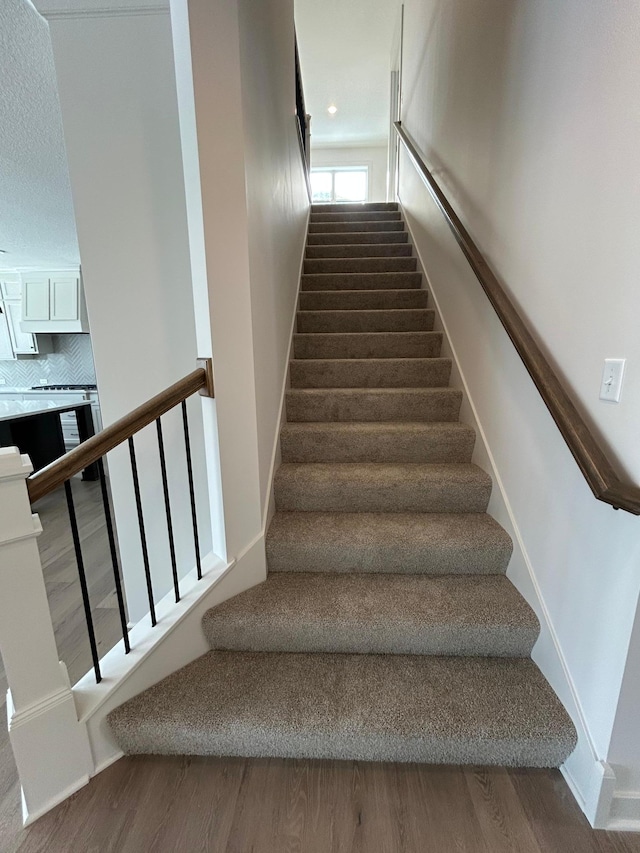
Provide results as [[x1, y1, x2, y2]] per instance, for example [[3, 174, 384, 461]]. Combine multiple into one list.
[[262, 205, 311, 533]]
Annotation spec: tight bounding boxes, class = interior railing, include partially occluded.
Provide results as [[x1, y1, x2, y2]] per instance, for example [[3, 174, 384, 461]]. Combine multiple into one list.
[[394, 121, 640, 516], [26, 358, 215, 681]]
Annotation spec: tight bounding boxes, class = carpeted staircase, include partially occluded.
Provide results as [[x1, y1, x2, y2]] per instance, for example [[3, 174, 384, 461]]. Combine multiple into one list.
[[108, 203, 576, 767]]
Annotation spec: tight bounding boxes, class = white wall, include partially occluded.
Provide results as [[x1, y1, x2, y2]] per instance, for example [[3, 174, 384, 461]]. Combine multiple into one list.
[[399, 0, 640, 826], [238, 0, 310, 519], [37, 0, 212, 622], [170, 0, 309, 556], [311, 145, 388, 202]]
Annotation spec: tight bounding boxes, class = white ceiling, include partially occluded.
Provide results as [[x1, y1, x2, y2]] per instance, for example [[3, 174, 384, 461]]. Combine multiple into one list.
[[0, 0, 80, 271], [295, 0, 401, 148]]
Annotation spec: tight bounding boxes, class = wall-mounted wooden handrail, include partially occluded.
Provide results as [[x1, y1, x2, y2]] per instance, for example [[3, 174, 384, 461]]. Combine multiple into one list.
[[394, 121, 640, 516], [27, 358, 214, 504]]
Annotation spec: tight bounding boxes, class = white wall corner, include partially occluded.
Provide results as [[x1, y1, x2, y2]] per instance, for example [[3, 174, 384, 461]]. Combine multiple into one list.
[[402, 210, 616, 830]]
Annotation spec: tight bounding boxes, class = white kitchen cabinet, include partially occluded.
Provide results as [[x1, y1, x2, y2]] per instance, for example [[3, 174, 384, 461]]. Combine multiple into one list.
[[51, 277, 79, 320], [0, 279, 21, 300], [6, 301, 37, 354], [20, 269, 89, 333], [0, 308, 15, 360], [23, 277, 50, 321], [0, 298, 50, 359]]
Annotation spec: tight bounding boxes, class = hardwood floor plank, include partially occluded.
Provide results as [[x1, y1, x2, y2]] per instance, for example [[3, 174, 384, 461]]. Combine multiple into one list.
[[465, 767, 541, 852]]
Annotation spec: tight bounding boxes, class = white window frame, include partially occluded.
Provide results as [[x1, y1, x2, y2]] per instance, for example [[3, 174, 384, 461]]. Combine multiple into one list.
[[310, 166, 369, 203]]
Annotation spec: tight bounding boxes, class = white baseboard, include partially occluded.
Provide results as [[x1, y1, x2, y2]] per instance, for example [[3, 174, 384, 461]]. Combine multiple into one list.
[[22, 774, 90, 826], [262, 207, 310, 533], [607, 791, 640, 831]]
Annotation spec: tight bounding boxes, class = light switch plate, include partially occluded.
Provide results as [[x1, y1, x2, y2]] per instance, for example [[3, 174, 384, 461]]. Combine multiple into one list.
[[600, 358, 626, 403]]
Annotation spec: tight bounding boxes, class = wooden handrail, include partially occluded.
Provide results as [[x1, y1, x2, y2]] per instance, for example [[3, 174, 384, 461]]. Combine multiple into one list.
[[27, 358, 214, 504], [394, 121, 640, 516]]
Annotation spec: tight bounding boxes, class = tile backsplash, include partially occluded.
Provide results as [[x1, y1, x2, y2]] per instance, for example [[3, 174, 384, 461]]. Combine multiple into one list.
[[0, 334, 97, 388]]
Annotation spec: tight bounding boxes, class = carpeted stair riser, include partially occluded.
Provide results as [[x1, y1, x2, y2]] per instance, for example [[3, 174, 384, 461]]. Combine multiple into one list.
[[311, 211, 401, 223], [311, 202, 399, 212], [308, 221, 405, 233], [293, 331, 441, 360], [301, 272, 422, 291], [274, 462, 492, 514], [306, 244, 413, 259], [307, 231, 409, 245], [266, 512, 514, 575], [280, 422, 475, 464], [299, 289, 428, 311], [107, 652, 576, 767], [304, 257, 417, 274], [289, 358, 452, 389], [286, 388, 461, 422], [296, 309, 434, 333], [202, 573, 539, 657]]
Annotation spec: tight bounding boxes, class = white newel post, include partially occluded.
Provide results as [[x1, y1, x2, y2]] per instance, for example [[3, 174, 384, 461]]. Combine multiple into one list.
[[0, 448, 93, 825]]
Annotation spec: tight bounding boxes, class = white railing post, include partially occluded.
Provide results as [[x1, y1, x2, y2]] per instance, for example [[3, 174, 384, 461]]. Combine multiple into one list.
[[0, 447, 93, 824]]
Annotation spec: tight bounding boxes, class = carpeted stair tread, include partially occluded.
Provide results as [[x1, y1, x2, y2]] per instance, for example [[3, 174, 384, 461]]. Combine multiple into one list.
[[301, 271, 422, 291], [308, 221, 405, 233], [286, 387, 461, 422], [307, 231, 409, 245], [310, 211, 402, 222], [107, 651, 576, 767], [274, 462, 492, 513], [280, 422, 475, 463], [293, 331, 440, 359], [299, 289, 428, 311], [306, 244, 413, 259], [289, 357, 451, 389], [303, 257, 417, 274], [311, 202, 399, 212], [296, 309, 434, 333], [266, 511, 513, 575], [202, 573, 539, 657]]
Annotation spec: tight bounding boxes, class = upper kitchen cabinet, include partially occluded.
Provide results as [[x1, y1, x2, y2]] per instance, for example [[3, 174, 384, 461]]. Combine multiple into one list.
[[0, 275, 51, 359], [21, 268, 90, 333]]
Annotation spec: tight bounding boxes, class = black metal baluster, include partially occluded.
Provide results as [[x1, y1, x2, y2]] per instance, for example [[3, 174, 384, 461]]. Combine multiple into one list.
[[128, 436, 157, 626], [97, 458, 130, 653], [156, 418, 180, 603], [64, 480, 101, 683], [181, 400, 202, 580]]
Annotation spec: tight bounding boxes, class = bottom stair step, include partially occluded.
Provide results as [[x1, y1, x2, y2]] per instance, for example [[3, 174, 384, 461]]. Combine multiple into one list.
[[107, 651, 577, 767]]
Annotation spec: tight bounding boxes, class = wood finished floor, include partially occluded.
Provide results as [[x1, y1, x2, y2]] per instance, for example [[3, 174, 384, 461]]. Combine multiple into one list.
[[1, 486, 639, 852]]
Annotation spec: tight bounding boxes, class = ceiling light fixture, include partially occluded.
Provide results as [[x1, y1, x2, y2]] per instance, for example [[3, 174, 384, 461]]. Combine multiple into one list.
[[327, 105, 337, 115]]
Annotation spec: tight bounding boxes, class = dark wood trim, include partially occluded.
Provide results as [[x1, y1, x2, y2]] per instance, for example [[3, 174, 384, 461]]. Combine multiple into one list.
[[27, 359, 213, 504], [394, 121, 640, 516]]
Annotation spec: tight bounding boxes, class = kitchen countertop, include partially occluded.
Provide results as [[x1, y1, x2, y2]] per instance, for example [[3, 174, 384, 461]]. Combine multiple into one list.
[[0, 400, 92, 423]]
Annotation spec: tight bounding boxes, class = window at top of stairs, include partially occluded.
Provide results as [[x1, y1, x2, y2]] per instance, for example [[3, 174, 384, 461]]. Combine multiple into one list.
[[311, 167, 368, 203]]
